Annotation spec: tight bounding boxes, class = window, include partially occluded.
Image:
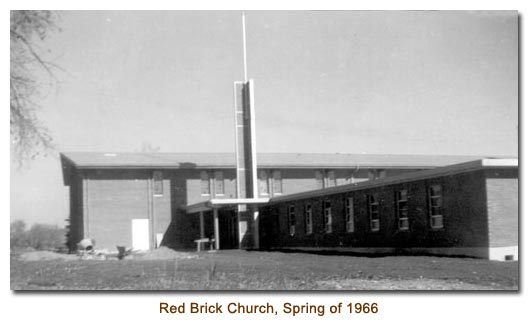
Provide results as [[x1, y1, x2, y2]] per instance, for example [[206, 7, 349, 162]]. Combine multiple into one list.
[[272, 170, 282, 195], [200, 171, 210, 195], [323, 200, 332, 233], [288, 205, 296, 236], [315, 170, 324, 189], [367, 194, 380, 232], [428, 184, 443, 229], [345, 197, 354, 232], [327, 170, 336, 187], [396, 189, 409, 230], [214, 171, 224, 196], [153, 171, 163, 196], [304, 203, 313, 234], [315, 170, 338, 189], [258, 170, 269, 195], [368, 169, 386, 181]]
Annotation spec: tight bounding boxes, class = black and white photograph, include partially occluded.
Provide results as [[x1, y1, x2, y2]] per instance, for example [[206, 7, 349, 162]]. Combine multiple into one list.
[[10, 10, 518, 291]]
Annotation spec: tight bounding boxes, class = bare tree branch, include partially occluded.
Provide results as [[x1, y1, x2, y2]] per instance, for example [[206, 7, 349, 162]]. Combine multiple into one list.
[[10, 10, 61, 168], [11, 29, 57, 80]]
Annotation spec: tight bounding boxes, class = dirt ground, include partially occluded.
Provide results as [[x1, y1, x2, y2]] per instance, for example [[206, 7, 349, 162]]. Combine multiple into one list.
[[10, 248, 519, 290]]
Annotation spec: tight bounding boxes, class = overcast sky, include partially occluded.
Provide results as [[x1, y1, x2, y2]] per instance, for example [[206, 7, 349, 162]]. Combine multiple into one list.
[[10, 11, 518, 226]]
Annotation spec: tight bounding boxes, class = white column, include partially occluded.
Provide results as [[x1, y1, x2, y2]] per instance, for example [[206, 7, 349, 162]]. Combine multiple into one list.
[[253, 206, 259, 249], [213, 208, 220, 250]]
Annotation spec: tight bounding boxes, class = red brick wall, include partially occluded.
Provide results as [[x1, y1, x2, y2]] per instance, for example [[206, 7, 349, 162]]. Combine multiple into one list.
[[74, 169, 196, 250], [281, 169, 320, 194], [67, 166, 439, 250], [152, 171, 172, 244], [158, 170, 198, 249], [85, 170, 150, 250], [261, 170, 491, 253], [486, 169, 518, 248]]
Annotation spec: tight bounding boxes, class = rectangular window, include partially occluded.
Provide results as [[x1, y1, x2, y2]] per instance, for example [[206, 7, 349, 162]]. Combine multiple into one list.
[[258, 170, 269, 195], [396, 189, 409, 230], [315, 170, 324, 189], [428, 184, 443, 229], [367, 194, 380, 232], [345, 197, 354, 232], [368, 169, 386, 181], [304, 203, 313, 235], [153, 171, 163, 196], [214, 171, 224, 196], [272, 170, 282, 195], [323, 200, 332, 233], [200, 171, 210, 195], [288, 205, 296, 236], [327, 170, 336, 187]]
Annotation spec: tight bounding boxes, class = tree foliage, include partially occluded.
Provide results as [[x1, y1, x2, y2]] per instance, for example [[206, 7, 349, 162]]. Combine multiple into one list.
[[10, 10, 60, 167], [10, 220, 66, 250], [10, 220, 27, 249]]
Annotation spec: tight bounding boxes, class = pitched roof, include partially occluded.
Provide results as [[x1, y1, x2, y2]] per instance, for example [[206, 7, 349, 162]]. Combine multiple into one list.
[[60, 152, 492, 170]]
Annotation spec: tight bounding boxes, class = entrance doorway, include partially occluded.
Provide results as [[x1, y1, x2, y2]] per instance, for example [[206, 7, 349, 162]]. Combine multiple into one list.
[[219, 210, 238, 249], [260, 208, 279, 249], [132, 219, 150, 250]]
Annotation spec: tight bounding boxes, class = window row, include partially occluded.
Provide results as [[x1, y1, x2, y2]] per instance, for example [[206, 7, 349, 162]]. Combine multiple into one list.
[[199, 170, 285, 197], [258, 170, 282, 196], [198, 169, 390, 197], [314, 169, 387, 190], [200, 170, 225, 196], [153, 170, 228, 197], [286, 184, 443, 236]]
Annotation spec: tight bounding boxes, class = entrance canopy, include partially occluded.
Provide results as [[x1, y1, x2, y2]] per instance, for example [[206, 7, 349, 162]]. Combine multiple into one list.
[[182, 198, 270, 250], [183, 198, 270, 214]]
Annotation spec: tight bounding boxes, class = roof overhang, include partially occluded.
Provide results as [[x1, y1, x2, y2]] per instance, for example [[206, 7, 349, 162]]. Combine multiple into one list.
[[481, 158, 518, 167], [184, 198, 270, 214]]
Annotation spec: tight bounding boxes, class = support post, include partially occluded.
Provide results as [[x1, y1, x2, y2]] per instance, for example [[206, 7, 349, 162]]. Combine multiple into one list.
[[199, 211, 205, 239], [82, 173, 89, 238], [213, 208, 220, 250], [147, 176, 155, 250], [252, 206, 259, 249]]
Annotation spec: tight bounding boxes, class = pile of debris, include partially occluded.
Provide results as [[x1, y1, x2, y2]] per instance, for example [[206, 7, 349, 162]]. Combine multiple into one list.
[[77, 238, 133, 260], [16, 239, 196, 262], [76, 238, 105, 260]]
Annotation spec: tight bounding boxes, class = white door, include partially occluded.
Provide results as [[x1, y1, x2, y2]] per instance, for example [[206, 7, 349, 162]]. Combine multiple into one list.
[[132, 219, 150, 250]]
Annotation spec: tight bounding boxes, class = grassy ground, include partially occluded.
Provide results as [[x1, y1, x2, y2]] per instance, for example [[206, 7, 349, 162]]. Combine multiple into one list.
[[10, 249, 518, 290]]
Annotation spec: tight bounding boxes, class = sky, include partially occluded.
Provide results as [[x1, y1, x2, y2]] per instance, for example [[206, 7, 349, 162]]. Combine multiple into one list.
[[10, 11, 518, 227]]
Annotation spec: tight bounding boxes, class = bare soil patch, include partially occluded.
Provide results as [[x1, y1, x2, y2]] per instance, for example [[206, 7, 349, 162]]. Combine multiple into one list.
[[18, 250, 78, 261], [135, 247, 200, 260]]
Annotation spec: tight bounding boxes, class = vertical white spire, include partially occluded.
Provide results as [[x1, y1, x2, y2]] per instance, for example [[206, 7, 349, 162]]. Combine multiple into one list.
[[242, 13, 248, 82]]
